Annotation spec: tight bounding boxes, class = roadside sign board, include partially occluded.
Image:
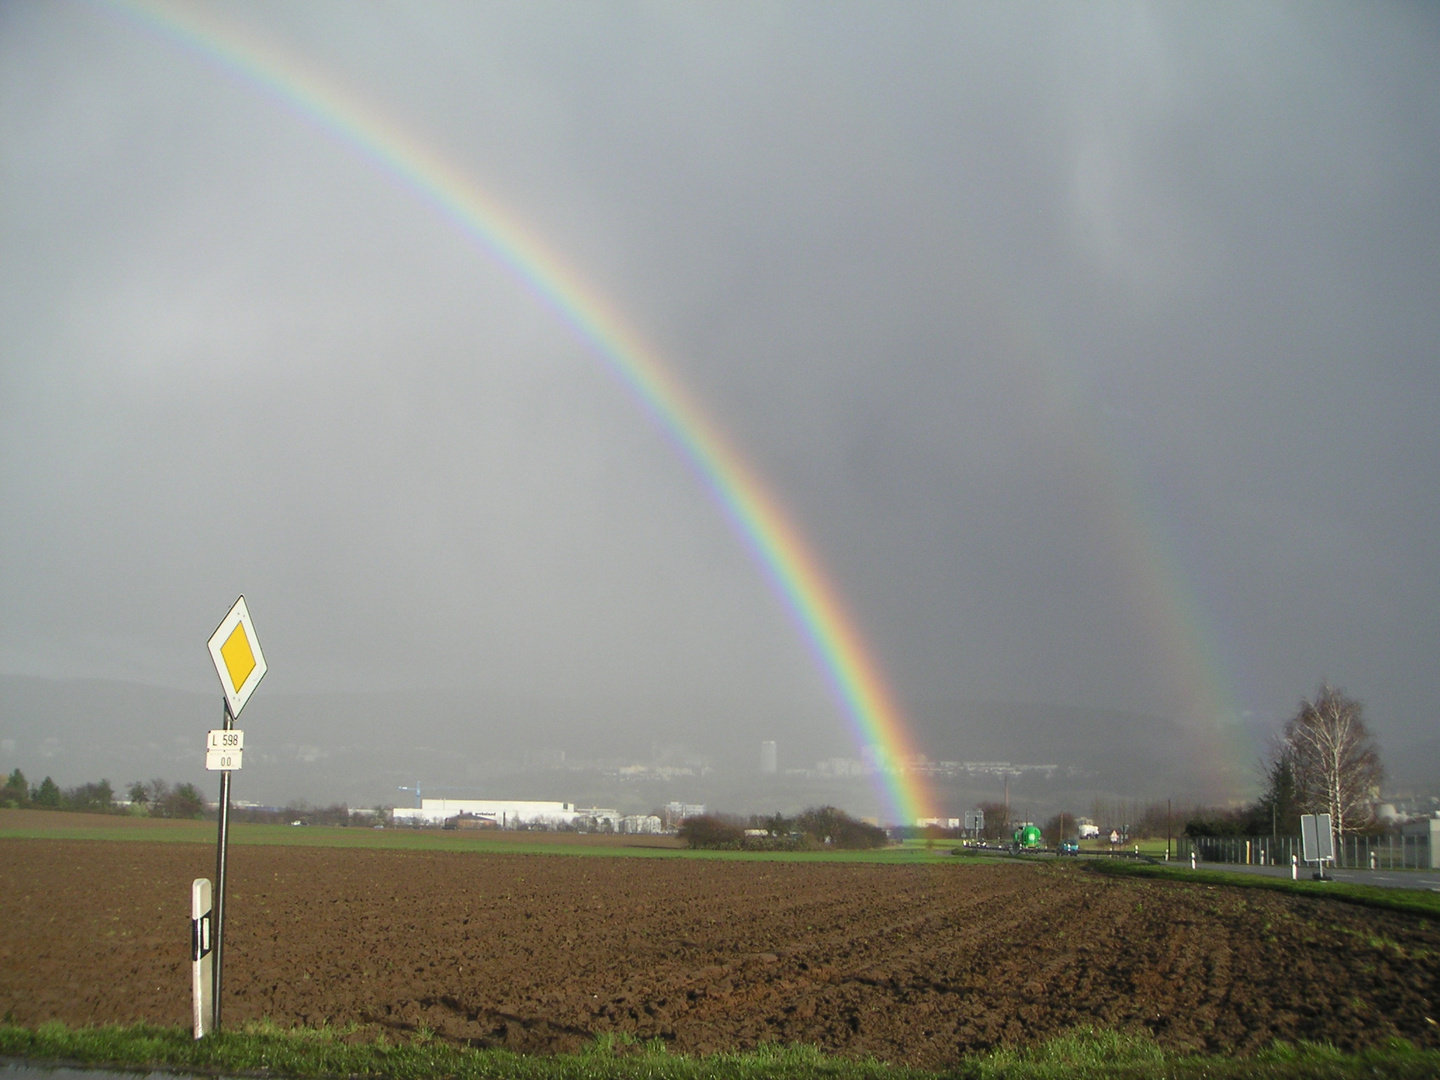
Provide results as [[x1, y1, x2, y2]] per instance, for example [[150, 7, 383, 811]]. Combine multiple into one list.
[[207, 596, 266, 719], [206, 727, 244, 771], [1301, 813, 1336, 864], [1315, 812, 1335, 860]]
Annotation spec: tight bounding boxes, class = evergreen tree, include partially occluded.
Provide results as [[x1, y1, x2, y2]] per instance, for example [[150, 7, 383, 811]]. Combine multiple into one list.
[[1, 768, 28, 807], [32, 776, 61, 807], [1257, 750, 1303, 837]]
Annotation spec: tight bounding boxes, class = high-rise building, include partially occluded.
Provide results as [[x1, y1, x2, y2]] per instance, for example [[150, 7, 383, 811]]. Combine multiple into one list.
[[760, 740, 778, 774]]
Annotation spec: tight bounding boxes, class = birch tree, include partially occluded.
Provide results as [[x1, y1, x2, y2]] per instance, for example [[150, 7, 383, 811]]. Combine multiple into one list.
[[1282, 683, 1384, 837]]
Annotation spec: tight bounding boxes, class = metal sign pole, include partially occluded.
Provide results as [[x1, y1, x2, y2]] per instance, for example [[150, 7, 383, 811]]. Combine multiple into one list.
[[212, 698, 234, 1032]]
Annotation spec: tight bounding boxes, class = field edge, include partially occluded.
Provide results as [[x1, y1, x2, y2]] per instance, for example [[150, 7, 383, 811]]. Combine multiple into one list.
[[4, 1021, 1440, 1080]]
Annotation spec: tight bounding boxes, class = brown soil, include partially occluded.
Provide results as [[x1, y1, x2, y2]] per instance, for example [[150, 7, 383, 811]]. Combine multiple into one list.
[[2, 835, 1438, 1067]]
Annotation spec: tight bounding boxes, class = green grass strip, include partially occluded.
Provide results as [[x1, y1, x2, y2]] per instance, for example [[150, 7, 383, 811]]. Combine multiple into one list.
[[1083, 859, 1440, 921], [0, 823, 958, 863], [4, 1021, 1440, 1080]]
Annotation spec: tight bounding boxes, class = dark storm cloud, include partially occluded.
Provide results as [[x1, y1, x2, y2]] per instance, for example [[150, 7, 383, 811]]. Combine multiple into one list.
[[2, 2, 1437, 802]]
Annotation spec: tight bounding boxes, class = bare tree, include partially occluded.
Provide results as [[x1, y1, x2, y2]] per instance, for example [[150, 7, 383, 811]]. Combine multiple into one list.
[[1282, 683, 1384, 837]]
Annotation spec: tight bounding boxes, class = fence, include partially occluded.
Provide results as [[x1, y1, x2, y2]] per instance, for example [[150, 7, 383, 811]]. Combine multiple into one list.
[[1178, 833, 1429, 870]]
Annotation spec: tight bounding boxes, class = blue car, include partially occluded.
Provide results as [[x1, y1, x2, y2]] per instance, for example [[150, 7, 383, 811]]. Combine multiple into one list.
[[1058, 839, 1080, 856]]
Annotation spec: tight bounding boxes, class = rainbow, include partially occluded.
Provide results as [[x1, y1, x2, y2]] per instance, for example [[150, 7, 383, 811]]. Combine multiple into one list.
[[974, 309, 1253, 800], [107, 0, 936, 824]]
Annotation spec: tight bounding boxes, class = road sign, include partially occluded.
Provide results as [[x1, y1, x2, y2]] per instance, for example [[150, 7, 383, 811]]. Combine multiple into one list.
[[206, 747, 242, 771], [204, 597, 264, 1035], [1315, 812, 1334, 860], [207, 596, 266, 719], [1301, 812, 1335, 864]]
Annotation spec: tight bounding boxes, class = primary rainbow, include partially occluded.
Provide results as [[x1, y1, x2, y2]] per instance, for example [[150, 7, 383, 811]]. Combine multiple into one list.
[[110, 0, 936, 825]]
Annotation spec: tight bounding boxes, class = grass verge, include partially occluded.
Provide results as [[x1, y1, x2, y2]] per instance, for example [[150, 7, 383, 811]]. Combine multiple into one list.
[[1084, 859, 1440, 921], [4, 1022, 1440, 1080]]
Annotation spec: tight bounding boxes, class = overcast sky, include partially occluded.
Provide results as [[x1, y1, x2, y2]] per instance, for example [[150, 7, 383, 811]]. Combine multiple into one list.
[[3, 2, 1437, 785]]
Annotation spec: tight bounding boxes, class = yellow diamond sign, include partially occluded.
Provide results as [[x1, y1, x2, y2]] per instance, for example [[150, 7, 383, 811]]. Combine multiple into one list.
[[208, 596, 266, 719], [220, 623, 256, 691]]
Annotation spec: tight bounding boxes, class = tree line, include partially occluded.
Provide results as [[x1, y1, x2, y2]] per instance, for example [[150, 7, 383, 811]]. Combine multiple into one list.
[[1186, 683, 1384, 838], [228, 801, 388, 827], [955, 683, 1388, 844], [1, 769, 207, 819], [679, 806, 889, 850]]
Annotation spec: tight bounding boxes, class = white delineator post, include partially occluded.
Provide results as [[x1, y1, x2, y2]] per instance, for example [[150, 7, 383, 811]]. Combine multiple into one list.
[[192, 878, 214, 1038]]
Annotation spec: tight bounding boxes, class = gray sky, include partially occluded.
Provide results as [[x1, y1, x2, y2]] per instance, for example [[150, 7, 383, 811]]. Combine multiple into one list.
[[3, 2, 1437, 796]]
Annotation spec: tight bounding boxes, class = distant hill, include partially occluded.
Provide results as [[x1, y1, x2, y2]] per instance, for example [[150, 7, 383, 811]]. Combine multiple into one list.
[[2, 675, 1286, 816], [0, 675, 792, 808], [906, 699, 1266, 804]]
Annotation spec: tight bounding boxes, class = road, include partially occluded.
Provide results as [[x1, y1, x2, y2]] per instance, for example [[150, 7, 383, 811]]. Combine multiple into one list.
[[1184, 858, 1440, 891]]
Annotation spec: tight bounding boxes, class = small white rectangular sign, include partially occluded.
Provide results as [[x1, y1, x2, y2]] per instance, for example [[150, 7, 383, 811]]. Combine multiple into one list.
[[206, 747, 242, 771], [207, 729, 244, 751]]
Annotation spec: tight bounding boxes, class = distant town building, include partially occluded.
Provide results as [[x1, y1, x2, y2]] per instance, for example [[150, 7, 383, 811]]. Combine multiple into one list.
[[663, 801, 706, 828], [394, 798, 582, 828], [572, 807, 622, 831], [620, 814, 664, 834]]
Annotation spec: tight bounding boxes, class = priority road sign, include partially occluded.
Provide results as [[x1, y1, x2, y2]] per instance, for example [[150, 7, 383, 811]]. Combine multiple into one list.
[[207, 596, 266, 719]]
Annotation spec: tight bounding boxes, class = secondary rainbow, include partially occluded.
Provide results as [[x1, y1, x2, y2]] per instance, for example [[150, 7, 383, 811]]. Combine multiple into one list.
[[110, 0, 936, 825]]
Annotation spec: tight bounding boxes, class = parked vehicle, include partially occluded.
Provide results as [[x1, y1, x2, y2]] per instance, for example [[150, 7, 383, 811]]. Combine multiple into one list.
[[1012, 824, 1043, 851]]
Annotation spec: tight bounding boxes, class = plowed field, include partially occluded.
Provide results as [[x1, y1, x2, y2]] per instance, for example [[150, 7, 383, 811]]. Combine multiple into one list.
[[2, 835, 1438, 1067]]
